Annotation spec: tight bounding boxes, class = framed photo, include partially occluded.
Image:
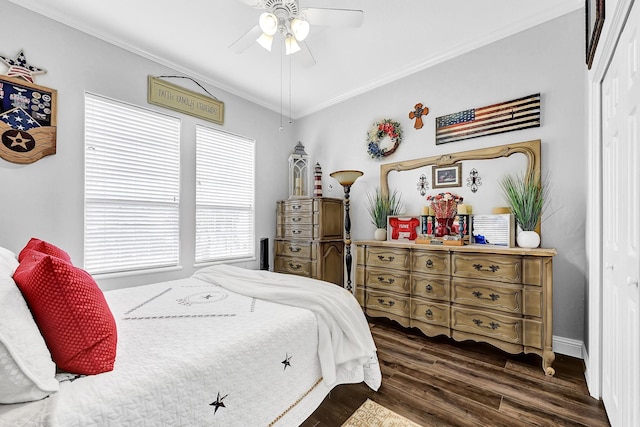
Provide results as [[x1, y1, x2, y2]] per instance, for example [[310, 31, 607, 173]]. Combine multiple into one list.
[[586, 0, 605, 69], [432, 164, 462, 188]]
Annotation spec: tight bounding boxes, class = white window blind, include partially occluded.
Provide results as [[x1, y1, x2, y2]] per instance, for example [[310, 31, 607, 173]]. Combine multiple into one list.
[[196, 125, 255, 263], [84, 93, 181, 275]]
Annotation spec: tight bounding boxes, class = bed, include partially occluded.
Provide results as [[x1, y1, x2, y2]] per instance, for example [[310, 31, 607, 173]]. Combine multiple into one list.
[[0, 241, 381, 427]]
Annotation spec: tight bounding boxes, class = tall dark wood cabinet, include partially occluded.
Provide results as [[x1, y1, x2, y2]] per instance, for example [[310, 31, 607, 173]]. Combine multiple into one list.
[[274, 197, 344, 286]]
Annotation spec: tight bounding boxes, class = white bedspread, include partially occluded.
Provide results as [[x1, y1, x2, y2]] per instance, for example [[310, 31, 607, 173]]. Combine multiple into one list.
[[0, 267, 381, 427], [192, 264, 381, 389]]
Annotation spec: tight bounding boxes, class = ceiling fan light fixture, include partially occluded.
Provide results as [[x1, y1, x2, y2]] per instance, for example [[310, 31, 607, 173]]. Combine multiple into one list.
[[256, 33, 274, 51], [259, 12, 278, 35], [285, 36, 301, 55], [291, 18, 310, 41]]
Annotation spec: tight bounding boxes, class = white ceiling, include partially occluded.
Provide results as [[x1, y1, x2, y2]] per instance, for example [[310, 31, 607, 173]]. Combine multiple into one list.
[[10, 0, 582, 119]]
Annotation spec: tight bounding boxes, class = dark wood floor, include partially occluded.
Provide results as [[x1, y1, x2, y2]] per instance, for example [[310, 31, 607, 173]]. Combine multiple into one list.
[[302, 319, 610, 427]]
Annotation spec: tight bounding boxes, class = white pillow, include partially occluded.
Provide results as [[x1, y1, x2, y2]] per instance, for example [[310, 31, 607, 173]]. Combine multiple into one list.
[[0, 246, 19, 276], [0, 272, 59, 403]]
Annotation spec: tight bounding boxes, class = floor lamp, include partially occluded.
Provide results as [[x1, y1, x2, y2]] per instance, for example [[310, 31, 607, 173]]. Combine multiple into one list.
[[330, 170, 363, 292]]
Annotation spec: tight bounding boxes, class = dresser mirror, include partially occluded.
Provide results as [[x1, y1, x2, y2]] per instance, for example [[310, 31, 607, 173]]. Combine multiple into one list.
[[380, 139, 541, 237]]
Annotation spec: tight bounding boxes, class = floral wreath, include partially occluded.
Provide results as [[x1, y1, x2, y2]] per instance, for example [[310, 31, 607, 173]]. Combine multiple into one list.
[[366, 118, 402, 159]]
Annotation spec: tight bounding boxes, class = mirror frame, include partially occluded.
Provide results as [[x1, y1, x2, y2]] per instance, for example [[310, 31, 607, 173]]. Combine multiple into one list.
[[380, 139, 542, 233]]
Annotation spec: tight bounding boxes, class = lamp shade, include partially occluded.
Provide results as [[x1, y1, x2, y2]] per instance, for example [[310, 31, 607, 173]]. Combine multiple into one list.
[[291, 18, 310, 41], [256, 33, 274, 51], [330, 170, 363, 187], [285, 36, 301, 55], [259, 12, 278, 35]]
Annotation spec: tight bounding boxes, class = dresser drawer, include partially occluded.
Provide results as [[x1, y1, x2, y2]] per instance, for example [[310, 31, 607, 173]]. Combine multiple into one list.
[[411, 273, 450, 302], [451, 253, 521, 284], [274, 256, 312, 277], [279, 199, 313, 214], [451, 306, 522, 345], [280, 225, 314, 240], [277, 212, 313, 226], [366, 289, 410, 319], [275, 240, 313, 259], [412, 250, 450, 276], [363, 246, 411, 270], [451, 279, 523, 314], [363, 267, 410, 294], [411, 298, 450, 328]]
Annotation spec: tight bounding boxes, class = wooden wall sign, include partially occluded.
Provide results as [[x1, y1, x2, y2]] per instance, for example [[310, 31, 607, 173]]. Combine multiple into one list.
[[435, 93, 540, 145], [147, 76, 224, 125], [0, 75, 57, 164]]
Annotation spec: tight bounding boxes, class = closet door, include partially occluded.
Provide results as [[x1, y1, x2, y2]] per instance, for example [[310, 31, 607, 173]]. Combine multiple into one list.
[[601, 2, 639, 426]]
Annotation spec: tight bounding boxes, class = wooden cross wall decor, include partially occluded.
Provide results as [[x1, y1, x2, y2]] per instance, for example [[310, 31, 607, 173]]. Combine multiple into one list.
[[409, 103, 429, 129]]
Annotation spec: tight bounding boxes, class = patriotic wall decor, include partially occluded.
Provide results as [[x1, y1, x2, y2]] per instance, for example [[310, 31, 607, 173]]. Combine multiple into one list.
[[0, 50, 57, 164], [435, 93, 540, 145]]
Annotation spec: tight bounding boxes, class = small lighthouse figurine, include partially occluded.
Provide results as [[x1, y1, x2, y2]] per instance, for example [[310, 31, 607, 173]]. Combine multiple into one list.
[[314, 163, 323, 197]]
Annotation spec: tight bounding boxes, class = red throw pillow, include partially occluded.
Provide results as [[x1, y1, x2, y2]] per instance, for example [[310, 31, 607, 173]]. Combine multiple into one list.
[[18, 238, 72, 263], [14, 250, 117, 375]]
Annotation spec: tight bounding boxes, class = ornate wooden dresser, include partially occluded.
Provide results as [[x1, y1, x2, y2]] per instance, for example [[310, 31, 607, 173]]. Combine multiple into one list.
[[355, 240, 557, 375], [275, 197, 344, 286]]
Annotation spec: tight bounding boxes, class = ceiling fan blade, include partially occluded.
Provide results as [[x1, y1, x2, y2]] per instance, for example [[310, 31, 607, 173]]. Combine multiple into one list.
[[302, 7, 364, 27], [235, 0, 264, 8], [298, 41, 316, 68], [229, 24, 263, 53]]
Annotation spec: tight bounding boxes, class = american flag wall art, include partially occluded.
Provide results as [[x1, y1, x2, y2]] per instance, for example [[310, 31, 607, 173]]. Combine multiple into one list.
[[435, 93, 541, 145]]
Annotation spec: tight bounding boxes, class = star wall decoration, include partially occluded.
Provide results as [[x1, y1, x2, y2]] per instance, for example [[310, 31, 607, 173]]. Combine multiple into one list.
[[0, 49, 46, 83], [210, 392, 228, 414]]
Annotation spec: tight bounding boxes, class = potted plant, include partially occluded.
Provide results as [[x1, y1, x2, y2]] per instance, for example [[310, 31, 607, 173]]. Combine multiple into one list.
[[499, 170, 550, 248], [365, 187, 403, 240]]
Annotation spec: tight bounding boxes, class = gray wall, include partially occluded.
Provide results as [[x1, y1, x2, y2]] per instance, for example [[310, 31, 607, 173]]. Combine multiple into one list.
[[295, 11, 586, 342], [0, 0, 292, 290], [0, 1, 587, 344]]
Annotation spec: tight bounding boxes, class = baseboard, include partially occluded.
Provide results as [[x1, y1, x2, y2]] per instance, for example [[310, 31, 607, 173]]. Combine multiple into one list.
[[553, 335, 584, 359]]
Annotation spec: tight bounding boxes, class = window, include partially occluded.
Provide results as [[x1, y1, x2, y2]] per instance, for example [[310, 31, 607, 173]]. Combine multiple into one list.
[[196, 125, 255, 263], [84, 93, 180, 275]]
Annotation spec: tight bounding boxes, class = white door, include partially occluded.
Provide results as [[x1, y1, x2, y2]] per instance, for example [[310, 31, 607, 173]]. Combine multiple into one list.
[[601, 2, 640, 426]]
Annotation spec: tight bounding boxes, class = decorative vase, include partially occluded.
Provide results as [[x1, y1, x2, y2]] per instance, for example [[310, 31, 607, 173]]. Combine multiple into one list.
[[374, 228, 387, 241], [434, 217, 454, 238], [517, 230, 540, 248]]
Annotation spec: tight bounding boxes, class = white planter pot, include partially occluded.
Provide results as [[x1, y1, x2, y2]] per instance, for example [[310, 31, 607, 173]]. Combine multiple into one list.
[[374, 228, 387, 241], [517, 230, 540, 248]]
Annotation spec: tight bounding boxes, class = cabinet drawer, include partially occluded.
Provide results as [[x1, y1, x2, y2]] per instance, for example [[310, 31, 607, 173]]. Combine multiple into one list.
[[366, 289, 410, 319], [277, 212, 313, 226], [411, 273, 450, 302], [274, 256, 312, 277], [363, 246, 411, 270], [451, 253, 521, 283], [451, 279, 523, 314], [451, 306, 522, 345], [275, 240, 313, 259], [363, 267, 410, 294], [279, 199, 313, 214], [412, 250, 450, 276], [411, 298, 450, 328], [280, 225, 313, 240]]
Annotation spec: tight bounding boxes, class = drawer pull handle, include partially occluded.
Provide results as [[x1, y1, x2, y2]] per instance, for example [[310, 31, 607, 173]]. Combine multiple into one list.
[[472, 291, 500, 301], [377, 276, 395, 285], [292, 217, 302, 222], [473, 319, 500, 330], [288, 262, 301, 270], [472, 263, 500, 273], [377, 298, 395, 307], [292, 205, 302, 210], [292, 230, 302, 235], [425, 259, 434, 268], [377, 255, 395, 262], [288, 246, 301, 253], [425, 309, 433, 318], [425, 284, 433, 292]]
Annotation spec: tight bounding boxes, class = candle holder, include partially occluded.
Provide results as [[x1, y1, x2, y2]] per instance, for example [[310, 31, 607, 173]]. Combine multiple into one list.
[[330, 170, 363, 292]]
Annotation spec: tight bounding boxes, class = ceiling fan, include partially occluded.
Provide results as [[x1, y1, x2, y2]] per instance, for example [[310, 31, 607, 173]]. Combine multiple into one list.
[[230, 0, 364, 66]]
